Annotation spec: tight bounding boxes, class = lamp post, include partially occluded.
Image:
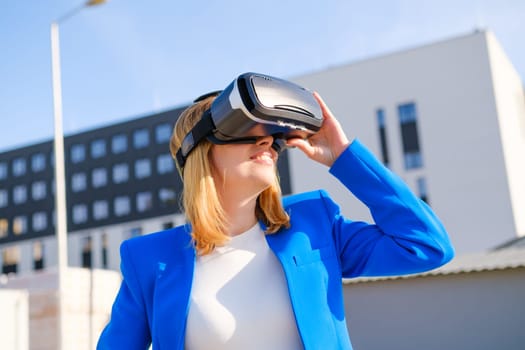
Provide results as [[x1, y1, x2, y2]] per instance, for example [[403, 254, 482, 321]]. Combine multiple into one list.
[[50, 1, 106, 349]]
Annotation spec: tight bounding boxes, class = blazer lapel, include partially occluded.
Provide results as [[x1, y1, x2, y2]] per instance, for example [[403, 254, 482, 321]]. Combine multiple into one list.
[[266, 228, 313, 347], [266, 225, 338, 349]]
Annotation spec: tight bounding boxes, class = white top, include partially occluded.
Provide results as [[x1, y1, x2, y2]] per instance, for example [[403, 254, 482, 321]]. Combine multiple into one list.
[[184, 223, 302, 350]]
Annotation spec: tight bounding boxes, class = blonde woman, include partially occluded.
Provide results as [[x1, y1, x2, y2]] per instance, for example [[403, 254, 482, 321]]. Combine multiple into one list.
[[98, 80, 454, 350]]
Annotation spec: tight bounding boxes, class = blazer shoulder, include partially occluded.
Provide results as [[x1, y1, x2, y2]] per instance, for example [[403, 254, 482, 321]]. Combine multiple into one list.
[[123, 225, 193, 258], [283, 189, 330, 207]]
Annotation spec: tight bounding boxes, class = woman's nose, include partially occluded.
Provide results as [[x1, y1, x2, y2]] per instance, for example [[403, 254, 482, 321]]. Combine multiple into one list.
[[255, 135, 274, 147]]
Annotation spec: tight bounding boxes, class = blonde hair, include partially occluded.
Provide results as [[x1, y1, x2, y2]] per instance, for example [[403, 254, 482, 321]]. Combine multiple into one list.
[[169, 96, 290, 255]]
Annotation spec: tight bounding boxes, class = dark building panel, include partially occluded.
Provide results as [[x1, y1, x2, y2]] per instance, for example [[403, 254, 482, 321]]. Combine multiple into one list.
[[398, 102, 424, 170], [376, 108, 390, 166], [0, 105, 293, 245]]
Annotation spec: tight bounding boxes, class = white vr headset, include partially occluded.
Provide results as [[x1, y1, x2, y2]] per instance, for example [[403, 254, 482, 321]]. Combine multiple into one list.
[[176, 72, 324, 169]]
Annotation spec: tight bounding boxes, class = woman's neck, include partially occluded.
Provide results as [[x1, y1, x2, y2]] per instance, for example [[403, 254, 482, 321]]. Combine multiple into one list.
[[219, 190, 259, 237]]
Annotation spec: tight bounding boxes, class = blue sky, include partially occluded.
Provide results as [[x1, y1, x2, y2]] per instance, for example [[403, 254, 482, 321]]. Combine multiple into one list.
[[1, 0, 524, 152]]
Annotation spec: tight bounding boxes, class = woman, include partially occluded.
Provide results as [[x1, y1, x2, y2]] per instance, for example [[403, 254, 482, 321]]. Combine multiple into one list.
[[97, 88, 454, 350]]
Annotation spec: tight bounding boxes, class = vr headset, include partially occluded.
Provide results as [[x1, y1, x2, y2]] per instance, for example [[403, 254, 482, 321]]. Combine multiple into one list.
[[176, 72, 323, 169]]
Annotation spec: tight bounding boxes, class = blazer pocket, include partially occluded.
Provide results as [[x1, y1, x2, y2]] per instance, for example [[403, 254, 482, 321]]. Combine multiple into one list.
[[293, 245, 336, 266]]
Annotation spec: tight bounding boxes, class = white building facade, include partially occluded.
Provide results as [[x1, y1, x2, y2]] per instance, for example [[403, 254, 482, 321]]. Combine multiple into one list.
[[1, 29, 525, 350], [1, 30, 524, 277], [291, 30, 525, 254]]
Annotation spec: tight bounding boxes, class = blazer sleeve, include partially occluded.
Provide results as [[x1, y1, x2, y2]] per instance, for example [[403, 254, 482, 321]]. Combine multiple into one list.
[[326, 139, 454, 278], [97, 240, 152, 350]]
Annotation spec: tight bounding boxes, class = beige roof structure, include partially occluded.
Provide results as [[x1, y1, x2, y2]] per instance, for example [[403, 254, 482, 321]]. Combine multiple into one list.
[[344, 238, 525, 284]]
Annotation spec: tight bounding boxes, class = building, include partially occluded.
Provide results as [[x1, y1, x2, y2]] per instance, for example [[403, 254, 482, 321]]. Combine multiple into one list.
[[290, 29, 525, 253], [0, 288, 29, 350], [0, 107, 180, 274], [1, 28, 524, 350], [0, 31, 525, 273], [1, 29, 524, 273], [2, 267, 120, 350], [0, 106, 292, 275], [342, 237, 525, 350]]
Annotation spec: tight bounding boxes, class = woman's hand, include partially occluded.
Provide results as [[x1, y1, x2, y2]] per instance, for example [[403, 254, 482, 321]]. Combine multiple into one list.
[[286, 92, 352, 167]]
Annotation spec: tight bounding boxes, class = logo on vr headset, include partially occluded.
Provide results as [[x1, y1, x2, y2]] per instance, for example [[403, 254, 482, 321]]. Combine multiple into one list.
[[276, 120, 309, 132]]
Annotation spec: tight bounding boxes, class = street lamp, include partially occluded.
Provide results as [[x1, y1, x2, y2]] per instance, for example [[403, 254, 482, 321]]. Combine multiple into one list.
[[50, 1, 106, 349]]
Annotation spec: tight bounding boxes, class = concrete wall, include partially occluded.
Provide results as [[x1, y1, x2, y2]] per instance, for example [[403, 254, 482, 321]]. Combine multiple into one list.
[[486, 31, 525, 238], [1, 267, 121, 350], [343, 268, 525, 350], [0, 288, 29, 350], [1, 212, 185, 275]]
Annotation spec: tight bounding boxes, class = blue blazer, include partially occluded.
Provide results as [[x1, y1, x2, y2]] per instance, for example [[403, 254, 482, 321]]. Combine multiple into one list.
[[97, 140, 454, 350]]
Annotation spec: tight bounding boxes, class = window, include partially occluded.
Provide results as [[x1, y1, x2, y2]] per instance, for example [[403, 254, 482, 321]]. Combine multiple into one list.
[[13, 157, 26, 177], [163, 221, 174, 230], [2, 247, 20, 275], [398, 102, 423, 170], [72, 204, 88, 224], [112, 163, 129, 184], [32, 181, 46, 201], [101, 233, 108, 269], [159, 188, 177, 205], [92, 168, 107, 188], [376, 108, 390, 166], [111, 134, 127, 154], [13, 216, 27, 235], [399, 103, 418, 123], [33, 241, 44, 270], [136, 191, 153, 212], [0, 189, 8, 208], [91, 139, 106, 159], [32, 212, 47, 231], [135, 159, 151, 179], [93, 200, 109, 220], [404, 153, 423, 169], [81, 236, 92, 268], [71, 144, 86, 163], [71, 172, 87, 192], [128, 227, 142, 239], [417, 177, 429, 204], [0, 162, 7, 180], [31, 153, 46, 172], [133, 129, 149, 149], [114, 196, 130, 216], [0, 219, 8, 238], [157, 154, 174, 174], [155, 123, 172, 143], [13, 185, 27, 204]]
